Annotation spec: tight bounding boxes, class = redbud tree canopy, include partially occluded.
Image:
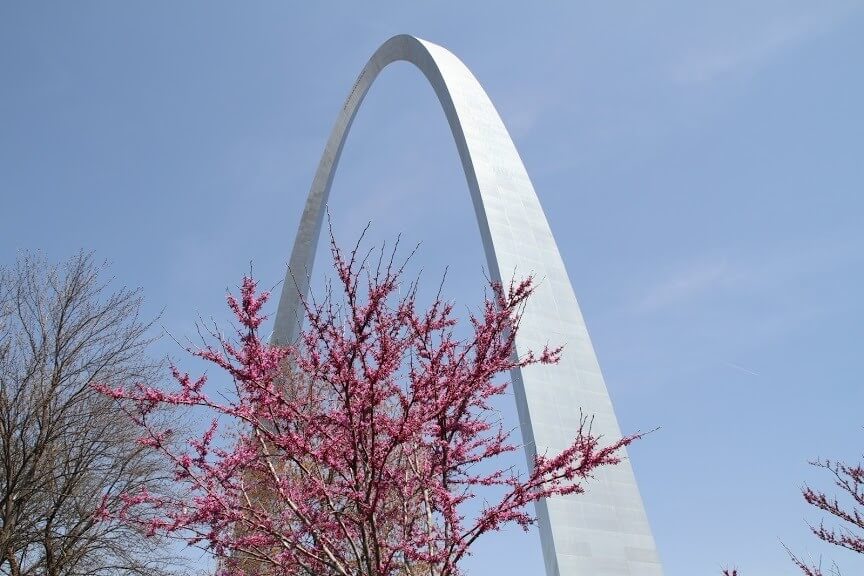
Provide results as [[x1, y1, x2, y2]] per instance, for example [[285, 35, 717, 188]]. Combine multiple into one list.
[[98, 232, 641, 576]]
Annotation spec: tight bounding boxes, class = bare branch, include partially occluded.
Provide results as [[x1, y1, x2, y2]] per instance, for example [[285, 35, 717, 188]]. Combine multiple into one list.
[[0, 252, 189, 576]]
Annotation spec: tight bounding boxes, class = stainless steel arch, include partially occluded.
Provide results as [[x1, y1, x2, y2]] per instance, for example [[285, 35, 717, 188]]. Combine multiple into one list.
[[272, 34, 663, 576]]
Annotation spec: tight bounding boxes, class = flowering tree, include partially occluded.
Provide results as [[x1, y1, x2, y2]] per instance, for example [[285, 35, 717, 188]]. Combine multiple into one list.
[[97, 235, 641, 576], [785, 452, 864, 576], [720, 446, 864, 576]]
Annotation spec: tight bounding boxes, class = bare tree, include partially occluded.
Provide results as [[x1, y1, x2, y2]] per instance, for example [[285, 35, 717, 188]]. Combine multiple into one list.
[[0, 252, 187, 576]]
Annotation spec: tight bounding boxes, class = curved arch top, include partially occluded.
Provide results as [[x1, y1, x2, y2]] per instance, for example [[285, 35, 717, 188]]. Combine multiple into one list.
[[273, 35, 663, 576]]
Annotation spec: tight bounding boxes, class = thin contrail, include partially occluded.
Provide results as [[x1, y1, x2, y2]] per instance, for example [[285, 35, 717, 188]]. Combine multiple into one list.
[[726, 362, 760, 376]]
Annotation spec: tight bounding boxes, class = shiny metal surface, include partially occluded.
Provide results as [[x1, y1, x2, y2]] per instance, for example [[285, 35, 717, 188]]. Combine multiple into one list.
[[272, 34, 663, 576]]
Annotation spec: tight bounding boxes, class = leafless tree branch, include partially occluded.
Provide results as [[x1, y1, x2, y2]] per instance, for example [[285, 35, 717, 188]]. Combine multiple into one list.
[[0, 252, 190, 576]]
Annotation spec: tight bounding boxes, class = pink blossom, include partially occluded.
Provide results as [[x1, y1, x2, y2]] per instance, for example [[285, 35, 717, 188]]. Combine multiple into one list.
[[96, 234, 640, 576]]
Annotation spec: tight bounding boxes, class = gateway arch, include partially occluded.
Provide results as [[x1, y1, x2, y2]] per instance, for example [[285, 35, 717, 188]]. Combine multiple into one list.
[[272, 34, 663, 576]]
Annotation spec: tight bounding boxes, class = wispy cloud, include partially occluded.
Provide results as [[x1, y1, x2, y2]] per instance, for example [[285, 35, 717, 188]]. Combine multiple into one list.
[[627, 229, 862, 319], [672, 5, 856, 85], [632, 258, 733, 313]]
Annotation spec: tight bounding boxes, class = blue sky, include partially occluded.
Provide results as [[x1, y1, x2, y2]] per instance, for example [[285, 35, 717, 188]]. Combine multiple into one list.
[[2, 2, 863, 575]]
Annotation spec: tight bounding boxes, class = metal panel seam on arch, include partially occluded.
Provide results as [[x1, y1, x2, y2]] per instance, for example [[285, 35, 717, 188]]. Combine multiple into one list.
[[272, 34, 663, 576]]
